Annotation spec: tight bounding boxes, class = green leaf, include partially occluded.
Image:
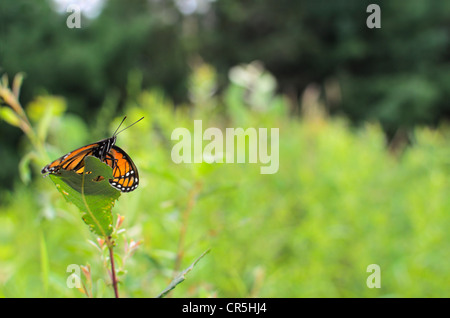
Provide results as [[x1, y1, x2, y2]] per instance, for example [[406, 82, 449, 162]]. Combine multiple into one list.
[[12, 72, 24, 99], [0, 106, 21, 128], [49, 156, 121, 237]]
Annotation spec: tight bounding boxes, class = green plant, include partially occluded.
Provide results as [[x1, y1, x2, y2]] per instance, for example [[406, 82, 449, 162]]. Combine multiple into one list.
[[0, 73, 208, 297], [2, 64, 449, 298], [48, 156, 122, 296]]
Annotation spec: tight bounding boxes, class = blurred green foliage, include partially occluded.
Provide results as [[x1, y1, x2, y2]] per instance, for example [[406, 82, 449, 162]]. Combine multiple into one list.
[[2, 0, 450, 188], [0, 62, 449, 297]]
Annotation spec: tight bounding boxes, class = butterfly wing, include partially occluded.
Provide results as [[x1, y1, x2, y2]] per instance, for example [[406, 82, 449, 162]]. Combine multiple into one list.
[[105, 145, 139, 192], [42, 139, 139, 193], [41, 143, 99, 175]]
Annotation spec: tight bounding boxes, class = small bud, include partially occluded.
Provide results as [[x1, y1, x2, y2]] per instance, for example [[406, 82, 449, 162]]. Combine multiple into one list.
[[116, 214, 125, 229], [80, 264, 91, 282], [97, 237, 105, 248], [127, 239, 142, 257]]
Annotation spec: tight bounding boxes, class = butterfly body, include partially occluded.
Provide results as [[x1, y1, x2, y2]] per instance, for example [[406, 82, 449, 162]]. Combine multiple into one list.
[[42, 117, 142, 192]]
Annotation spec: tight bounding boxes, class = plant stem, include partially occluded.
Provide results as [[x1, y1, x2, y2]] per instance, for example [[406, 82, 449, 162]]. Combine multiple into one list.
[[106, 237, 119, 298]]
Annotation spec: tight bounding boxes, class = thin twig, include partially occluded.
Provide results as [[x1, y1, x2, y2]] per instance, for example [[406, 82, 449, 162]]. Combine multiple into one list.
[[106, 237, 119, 298], [157, 248, 210, 298]]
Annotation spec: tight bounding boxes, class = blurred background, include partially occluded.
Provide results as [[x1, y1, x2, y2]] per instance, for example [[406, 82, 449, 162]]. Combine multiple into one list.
[[0, 0, 449, 297]]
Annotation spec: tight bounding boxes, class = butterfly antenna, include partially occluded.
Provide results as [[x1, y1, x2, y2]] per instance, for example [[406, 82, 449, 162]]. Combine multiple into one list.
[[113, 116, 127, 136], [114, 116, 144, 136]]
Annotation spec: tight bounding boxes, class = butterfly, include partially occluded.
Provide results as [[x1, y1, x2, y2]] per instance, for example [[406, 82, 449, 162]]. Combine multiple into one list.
[[41, 116, 143, 192]]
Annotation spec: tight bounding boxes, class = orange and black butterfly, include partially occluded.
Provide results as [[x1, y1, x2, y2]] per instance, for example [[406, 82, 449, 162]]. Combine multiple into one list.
[[41, 117, 143, 192]]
